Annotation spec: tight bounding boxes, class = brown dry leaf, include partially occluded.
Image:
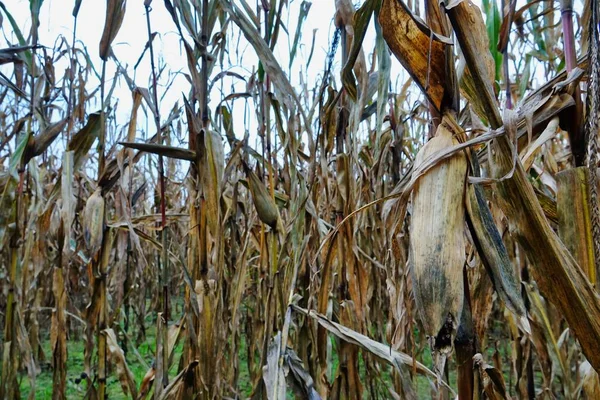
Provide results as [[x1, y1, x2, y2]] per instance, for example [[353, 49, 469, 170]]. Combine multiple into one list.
[[0, 173, 17, 245], [263, 332, 287, 400], [338, 0, 374, 102], [69, 112, 102, 169], [104, 328, 138, 398], [409, 115, 467, 341], [379, 0, 453, 112], [60, 151, 75, 256], [581, 360, 600, 398], [291, 305, 455, 395], [473, 353, 509, 399], [99, 0, 127, 61], [136, 366, 155, 400], [466, 183, 527, 322], [446, 0, 499, 125], [447, 0, 600, 371], [157, 360, 199, 400], [118, 142, 196, 161], [24, 118, 68, 165], [167, 322, 184, 364], [519, 117, 559, 171], [51, 267, 67, 399], [284, 346, 321, 400]]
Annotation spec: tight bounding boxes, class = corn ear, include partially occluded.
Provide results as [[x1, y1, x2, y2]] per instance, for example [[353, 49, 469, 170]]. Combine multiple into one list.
[[242, 161, 280, 230], [409, 116, 467, 345], [83, 188, 105, 253]]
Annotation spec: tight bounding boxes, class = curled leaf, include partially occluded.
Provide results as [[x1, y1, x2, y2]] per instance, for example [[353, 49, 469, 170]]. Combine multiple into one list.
[[99, 0, 127, 61], [379, 0, 453, 112]]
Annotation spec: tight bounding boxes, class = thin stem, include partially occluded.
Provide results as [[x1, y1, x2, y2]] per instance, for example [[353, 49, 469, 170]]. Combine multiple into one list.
[[144, 2, 169, 389], [96, 59, 108, 400], [560, 0, 584, 165]]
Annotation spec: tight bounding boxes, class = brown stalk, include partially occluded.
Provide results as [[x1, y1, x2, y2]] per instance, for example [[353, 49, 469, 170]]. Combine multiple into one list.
[[560, 0, 585, 166], [143, 2, 170, 391], [585, 0, 600, 286], [96, 59, 108, 400]]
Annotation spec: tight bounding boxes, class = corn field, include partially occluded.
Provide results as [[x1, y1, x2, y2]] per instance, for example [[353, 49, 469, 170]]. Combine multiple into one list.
[[0, 0, 599, 398]]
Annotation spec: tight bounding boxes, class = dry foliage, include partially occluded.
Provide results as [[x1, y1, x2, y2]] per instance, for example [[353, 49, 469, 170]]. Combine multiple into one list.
[[0, 0, 599, 399]]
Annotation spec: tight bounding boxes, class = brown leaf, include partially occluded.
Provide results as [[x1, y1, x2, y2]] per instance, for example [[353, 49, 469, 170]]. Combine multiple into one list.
[[157, 361, 199, 400], [581, 360, 600, 398], [263, 333, 286, 400], [99, 0, 127, 61], [291, 305, 455, 395], [466, 181, 527, 321], [104, 328, 138, 398], [118, 142, 196, 162], [473, 353, 509, 399], [136, 366, 155, 400], [379, 0, 453, 112]]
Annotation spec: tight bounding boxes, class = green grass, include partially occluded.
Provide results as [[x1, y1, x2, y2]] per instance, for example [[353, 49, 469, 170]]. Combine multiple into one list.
[[18, 327, 182, 399], [14, 308, 520, 399]]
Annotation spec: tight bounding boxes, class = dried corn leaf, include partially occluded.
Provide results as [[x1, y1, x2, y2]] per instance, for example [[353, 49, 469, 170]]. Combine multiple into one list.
[[581, 360, 600, 398], [519, 117, 559, 171], [99, 0, 127, 61], [466, 180, 527, 321], [291, 305, 454, 394], [137, 366, 155, 400], [60, 151, 75, 255], [284, 347, 320, 400], [263, 332, 286, 400], [69, 113, 102, 169], [221, 0, 310, 131], [157, 361, 198, 400], [118, 142, 196, 162], [339, 0, 378, 101], [24, 119, 68, 165], [0, 173, 16, 245], [104, 328, 138, 398], [473, 353, 509, 399], [379, 0, 453, 113], [51, 266, 67, 399]]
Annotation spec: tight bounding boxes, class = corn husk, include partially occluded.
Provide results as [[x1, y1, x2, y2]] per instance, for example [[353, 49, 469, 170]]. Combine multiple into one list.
[[242, 161, 280, 231], [83, 188, 105, 253], [409, 116, 467, 344]]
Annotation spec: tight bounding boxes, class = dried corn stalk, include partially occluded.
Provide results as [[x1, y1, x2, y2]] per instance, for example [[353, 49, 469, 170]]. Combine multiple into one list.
[[409, 115, 467, 349]]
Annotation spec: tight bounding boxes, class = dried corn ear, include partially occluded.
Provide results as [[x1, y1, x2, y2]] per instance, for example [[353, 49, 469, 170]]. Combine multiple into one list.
[[409, 115, 467, 346], [83, 188, 105, 253], [242, 161, 280, 230]]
